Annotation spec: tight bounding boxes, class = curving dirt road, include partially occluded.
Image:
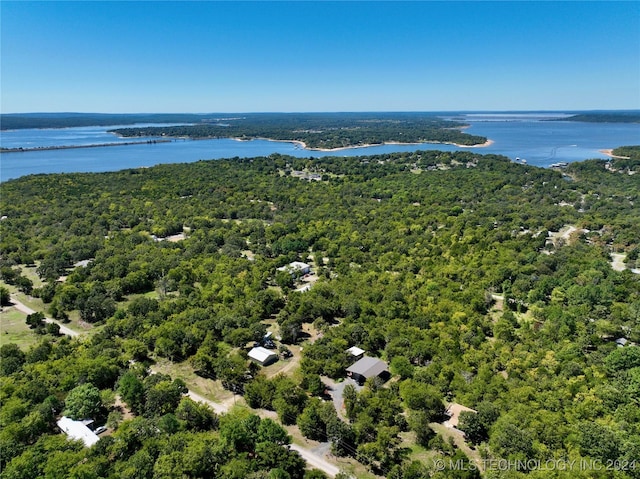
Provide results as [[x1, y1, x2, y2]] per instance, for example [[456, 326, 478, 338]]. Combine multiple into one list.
[[9, 295, 79, 337], [185, 390, 237, 416], [185, 389, 341, 477]]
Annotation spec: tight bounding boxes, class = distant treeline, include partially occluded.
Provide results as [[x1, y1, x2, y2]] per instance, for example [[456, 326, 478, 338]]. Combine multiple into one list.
[[0, 112, 213, 130], [109, 113, 487, 149], [557, 111, 640, 123], [2, 112, 451, 130]]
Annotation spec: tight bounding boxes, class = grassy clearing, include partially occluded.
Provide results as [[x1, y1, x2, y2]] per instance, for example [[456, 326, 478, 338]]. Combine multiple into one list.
[[122, 290, 162, 306], [288, 424, 319, 449], [11, 291, 46, 312], [152, 358, 234, 403], [399, 431, 440, 464], [263, 344, 302, 379], [301, 321, 322, 343], [0, 280, 18, 295], [143, 290, 160, 300], [64, 310, 102, 336], [0, 307, 41, 350], [18, 264, 45, 289]]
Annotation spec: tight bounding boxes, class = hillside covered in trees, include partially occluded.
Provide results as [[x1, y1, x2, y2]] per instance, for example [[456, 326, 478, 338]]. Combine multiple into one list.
[[1, 150, 639, 478]]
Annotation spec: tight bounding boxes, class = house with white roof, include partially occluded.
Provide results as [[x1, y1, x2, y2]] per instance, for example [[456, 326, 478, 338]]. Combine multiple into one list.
[[57, 416, 100, 447], [277, 261, 311, 277]]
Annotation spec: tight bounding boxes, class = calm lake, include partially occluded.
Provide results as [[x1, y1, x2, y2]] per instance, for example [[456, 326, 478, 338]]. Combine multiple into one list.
[[1, 114, 639, 182]]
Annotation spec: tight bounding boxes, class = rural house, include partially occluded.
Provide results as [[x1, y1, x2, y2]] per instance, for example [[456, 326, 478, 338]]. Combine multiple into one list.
[[346, 356, 389, 384]]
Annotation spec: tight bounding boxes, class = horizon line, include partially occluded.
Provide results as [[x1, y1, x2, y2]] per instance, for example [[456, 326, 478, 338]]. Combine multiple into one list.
[[3, 109, 640, 116]]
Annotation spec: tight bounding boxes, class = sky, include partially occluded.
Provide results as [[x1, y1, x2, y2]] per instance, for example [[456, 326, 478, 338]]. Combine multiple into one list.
[[1, 1, 639, 113]]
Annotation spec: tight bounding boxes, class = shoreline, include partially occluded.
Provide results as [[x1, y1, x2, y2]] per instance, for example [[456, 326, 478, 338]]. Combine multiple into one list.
[[455, 139, 494, 148], [3, 134, 493, 155], [236, 137, 493, 152], [599, 149, 631, 159]]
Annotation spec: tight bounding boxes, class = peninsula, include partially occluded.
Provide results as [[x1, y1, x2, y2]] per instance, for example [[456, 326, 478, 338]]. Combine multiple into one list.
[[109, 112, 488, 149]]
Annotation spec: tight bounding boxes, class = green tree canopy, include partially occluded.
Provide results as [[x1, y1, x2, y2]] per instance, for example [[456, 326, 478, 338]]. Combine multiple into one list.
[[63, 383, 102, 420]]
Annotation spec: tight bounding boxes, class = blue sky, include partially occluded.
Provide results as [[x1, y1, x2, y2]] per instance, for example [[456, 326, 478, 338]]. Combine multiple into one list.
[[2, 1, 639, 112]]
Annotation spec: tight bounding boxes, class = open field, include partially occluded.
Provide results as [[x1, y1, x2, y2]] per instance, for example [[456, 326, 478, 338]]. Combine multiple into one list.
[[151, 358, 235, 404], [0, 306, 40, 350], [18, 264, 45, 289]]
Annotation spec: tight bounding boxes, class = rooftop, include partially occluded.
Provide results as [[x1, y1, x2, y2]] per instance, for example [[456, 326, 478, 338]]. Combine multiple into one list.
[[248, 346, 277, 363], [277, 261, 311, 272], [57, 416, 100, 447], [346, 356, 388, 378], [347, 346, 365, 357]]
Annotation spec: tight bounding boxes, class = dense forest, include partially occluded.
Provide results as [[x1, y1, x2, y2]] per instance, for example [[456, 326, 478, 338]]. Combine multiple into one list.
[[1, 149, 639, 478], [109, 114, 486, 149]]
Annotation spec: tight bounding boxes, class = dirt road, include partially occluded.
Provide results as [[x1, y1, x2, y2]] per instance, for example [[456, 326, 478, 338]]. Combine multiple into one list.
[[185, 389, 340, 477], [290, 444, 340, 477], [9, 295, 79, 337], [185, 390, 237, 415]]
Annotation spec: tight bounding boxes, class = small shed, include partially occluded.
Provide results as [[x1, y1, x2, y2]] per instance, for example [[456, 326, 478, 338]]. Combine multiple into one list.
[[346, 356, 389, 384], [57, 416, 100, 447], [346, 346, 365, 360], [248, 346, 278, 366]]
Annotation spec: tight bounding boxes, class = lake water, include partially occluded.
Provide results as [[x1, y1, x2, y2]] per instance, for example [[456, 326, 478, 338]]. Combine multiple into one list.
[[1, 115, 639, 182], [0, 123, 190, 149]]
